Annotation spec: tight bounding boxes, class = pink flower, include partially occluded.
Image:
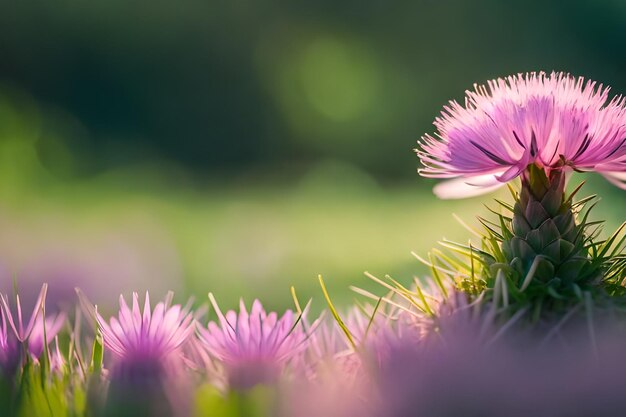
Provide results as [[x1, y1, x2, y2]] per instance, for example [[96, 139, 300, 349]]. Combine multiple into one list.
[[417, 72, 626, 198], [0, 284, 65, 374], [197, 294, 307, 389], [95, 292, 194, 378]]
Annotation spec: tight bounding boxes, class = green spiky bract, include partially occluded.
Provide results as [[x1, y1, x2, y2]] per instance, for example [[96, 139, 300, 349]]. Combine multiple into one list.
[[498, 166, 601, 312], [424, 164, 626, 322]]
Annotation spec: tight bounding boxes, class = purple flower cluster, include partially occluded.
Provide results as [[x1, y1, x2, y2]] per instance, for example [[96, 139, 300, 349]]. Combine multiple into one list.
[[92, 280, 465, 396], [3, 282, 626, 417], [91, 292, 329, 392]]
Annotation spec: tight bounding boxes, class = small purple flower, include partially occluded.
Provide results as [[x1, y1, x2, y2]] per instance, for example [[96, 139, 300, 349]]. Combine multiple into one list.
[[301, 319, 359, 383], [417, 72, 626, 198], [95, 292, 196, 417], [95, 292, 194, 378], [197, 294, 307, 389], [0, 284, 65, 375]]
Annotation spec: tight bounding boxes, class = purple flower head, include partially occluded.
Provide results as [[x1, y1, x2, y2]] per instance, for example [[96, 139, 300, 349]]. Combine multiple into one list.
[[95, 292, 194, 380], [301, 318, 360, 383], [418, 72, 626, 198], [197, 294, 307, 390], [305, 308, 370, 362], [306, 318, 348, 362], [0, 284, 65, 375]]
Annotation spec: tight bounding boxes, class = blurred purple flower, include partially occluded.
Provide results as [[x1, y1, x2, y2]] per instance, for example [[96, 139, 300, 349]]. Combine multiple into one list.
[[197, 294, 307, 390], [279, 370, 371, 417], [95, 292, 194, 379], [305, 307, 371, 362], [301, 318, 361, 383], [370, 317, 626, 417], [49, 337, 67, 375], [0, 284, 65, 375], [417, 71, 626, 198], [95, 292, 195, 417]]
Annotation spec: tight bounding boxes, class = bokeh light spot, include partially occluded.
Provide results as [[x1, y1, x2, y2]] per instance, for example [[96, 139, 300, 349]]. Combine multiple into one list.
[[298, 36, 380, 122]]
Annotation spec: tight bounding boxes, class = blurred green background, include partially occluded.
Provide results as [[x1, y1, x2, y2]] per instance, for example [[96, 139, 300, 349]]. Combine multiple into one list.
[[0, 0, 625, 311]]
